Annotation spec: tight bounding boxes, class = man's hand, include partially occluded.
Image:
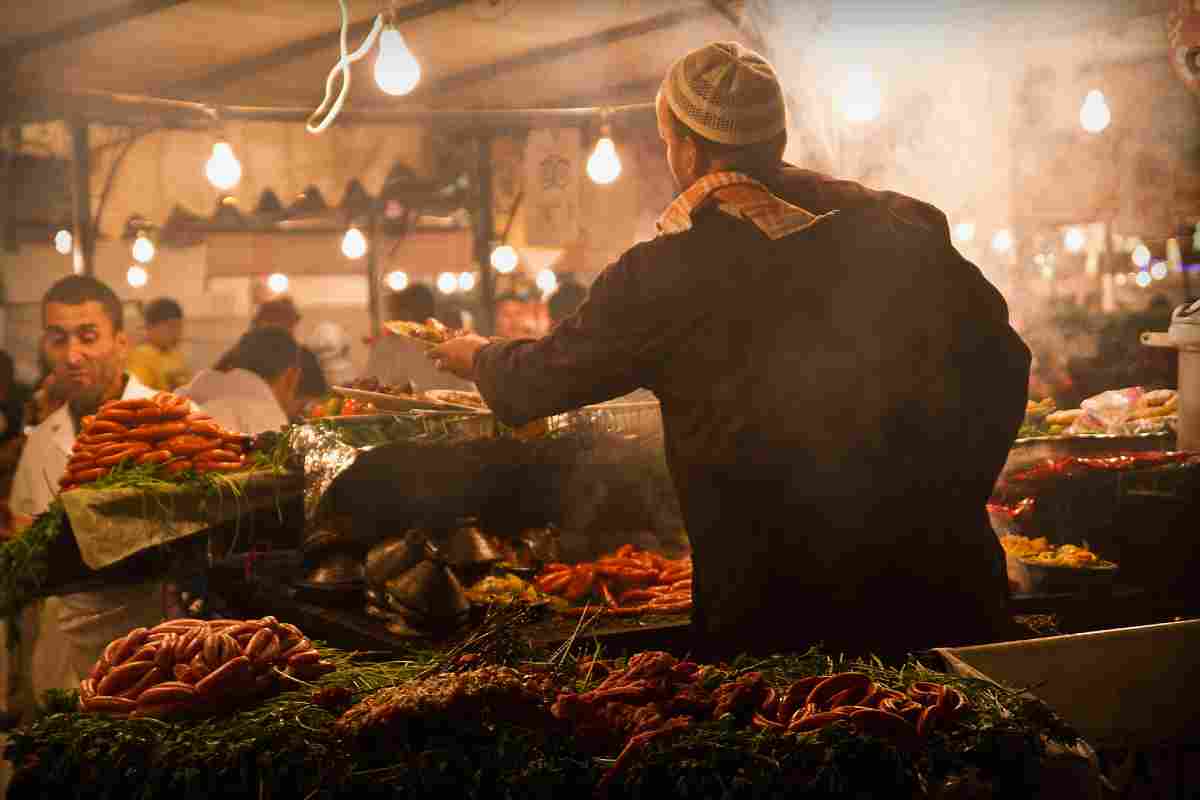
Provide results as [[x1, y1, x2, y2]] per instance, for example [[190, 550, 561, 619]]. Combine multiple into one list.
[[428, 334, 490, 381]]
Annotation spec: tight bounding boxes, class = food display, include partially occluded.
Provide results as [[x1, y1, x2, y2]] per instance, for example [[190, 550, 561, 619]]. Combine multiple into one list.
[[79, 617, 333, 718], [551, 652, 973, 788], [1019, 542, 1115, 570], [534, 544, 692, 617], [1020, 387, 1177, 438], [59, 392, 252, 490], [998, 533, 1052, 559], [383, 317, 460, 345]]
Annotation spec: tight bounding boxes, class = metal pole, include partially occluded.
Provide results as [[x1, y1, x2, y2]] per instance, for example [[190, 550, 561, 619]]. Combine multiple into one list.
[[475, 134, 495, 336], [3, 126, 18, 254], [69, 118, 94, 275], [366, 210, 381, 337]]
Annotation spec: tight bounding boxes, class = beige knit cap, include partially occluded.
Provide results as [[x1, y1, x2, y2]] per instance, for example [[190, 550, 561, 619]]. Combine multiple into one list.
[[662, 41, 786, 146]]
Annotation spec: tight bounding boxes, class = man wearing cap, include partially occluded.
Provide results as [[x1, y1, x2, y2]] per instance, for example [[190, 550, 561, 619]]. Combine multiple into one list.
[[432, 43, 1030, 659]]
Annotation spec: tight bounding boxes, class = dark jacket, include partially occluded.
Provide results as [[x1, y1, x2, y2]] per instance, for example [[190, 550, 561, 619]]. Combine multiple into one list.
[[475, 167, 1031, 659]]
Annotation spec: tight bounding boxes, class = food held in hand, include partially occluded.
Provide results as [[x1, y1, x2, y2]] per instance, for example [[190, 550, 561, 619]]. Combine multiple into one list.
[[534, 544, 692, 617], [59, 392, 253, 491], [80, 617, 333, 718], [384, 317, 459, 345]]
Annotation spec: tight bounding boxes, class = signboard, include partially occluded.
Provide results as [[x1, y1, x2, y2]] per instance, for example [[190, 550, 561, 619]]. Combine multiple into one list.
[[523, 128, 580, 247]]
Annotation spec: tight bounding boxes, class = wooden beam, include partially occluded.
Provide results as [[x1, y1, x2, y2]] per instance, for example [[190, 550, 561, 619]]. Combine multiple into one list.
[[417, 5, 719, 97], [163, 0, 470, 97], [2, 1, 190, 57], [0, 89, 656, 130]]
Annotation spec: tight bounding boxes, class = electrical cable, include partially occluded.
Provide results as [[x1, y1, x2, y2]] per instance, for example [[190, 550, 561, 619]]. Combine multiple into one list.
[[306, 0, 385, 134]]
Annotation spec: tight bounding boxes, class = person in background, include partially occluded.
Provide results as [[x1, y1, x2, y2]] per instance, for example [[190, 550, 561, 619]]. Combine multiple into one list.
[[248, 297, 328, 406], [127, 297, 191, 391], [5, 276, 163, 725], [366, 285, 473, 391], [494, 292, 537, 338], [179, 328, 300, 435], [0, 352, 30, 494], [0, 352, 27, 447], [432, 42, 1030, 661], [548, 275, 588, 325], [306, 321, 356, 388]]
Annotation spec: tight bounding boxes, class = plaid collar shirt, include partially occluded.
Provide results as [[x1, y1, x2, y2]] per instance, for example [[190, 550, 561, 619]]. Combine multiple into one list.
[[656, 170, 835, 241]]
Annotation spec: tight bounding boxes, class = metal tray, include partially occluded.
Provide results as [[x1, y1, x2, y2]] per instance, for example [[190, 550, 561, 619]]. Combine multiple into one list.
[[1002, 432, 1174, 478]]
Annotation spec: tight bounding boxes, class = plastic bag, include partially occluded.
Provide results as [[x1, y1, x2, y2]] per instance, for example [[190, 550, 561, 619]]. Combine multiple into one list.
[[1067, 387, 1144, 434]]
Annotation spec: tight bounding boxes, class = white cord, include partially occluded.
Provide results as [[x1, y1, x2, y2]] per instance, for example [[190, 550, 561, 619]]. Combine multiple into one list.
[[306, 0, 385, 134]]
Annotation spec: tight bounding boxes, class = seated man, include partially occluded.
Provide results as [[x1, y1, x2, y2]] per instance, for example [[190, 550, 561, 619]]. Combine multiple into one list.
[[179, 328, 301, 435]]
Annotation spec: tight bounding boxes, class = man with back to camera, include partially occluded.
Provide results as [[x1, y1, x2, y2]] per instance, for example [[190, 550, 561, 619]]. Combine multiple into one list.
[[5, 276, 165, 720], [127, 297, 191, 392], [431, 42, 1031, 660]]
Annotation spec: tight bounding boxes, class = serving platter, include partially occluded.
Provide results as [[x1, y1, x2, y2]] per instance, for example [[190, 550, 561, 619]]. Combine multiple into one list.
[[332, 385, 483, 413]]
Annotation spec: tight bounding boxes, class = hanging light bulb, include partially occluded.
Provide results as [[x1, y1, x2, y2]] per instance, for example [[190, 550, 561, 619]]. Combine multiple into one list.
[[536, 269, 558, 296], [587, 124, 621, 185], [1114, 272, 1128, 287], [205, 141, 242, 191], [267, 273, 289, 294], [490, 244, 518, 274], [1151, 261, 1168, 281], [458, 271, 476, 292], [837, 66, 882, 123], [991, 229, 1014, 253], [54, 228, 73, 255], [374, 26, 421, 96], [341, 226, 367, 259], [436, 272, 458, 295], [1063, 227, 1086, 253], [386, 270, 408, 291], [126, 265, 148, 288], [953, 222, 975, 244], [132, 231, 156, 263], [1131, 244, 1151, 269], [1079, 90, 1111, 134], [1135, 270, 1152, 288]]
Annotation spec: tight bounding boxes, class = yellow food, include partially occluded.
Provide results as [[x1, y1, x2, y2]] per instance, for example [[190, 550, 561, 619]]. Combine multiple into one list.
[[465, 574, 541, 605]]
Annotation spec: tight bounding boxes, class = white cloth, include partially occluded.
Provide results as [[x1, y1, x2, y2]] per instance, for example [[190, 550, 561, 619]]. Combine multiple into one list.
[[306, 321, 357, 387], [177, 368, 288, 436], [2, 374, 162, 724]]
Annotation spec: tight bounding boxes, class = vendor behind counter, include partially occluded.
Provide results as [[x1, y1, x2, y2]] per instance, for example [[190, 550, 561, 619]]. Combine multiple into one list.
[[432, 42, 1031, 661]]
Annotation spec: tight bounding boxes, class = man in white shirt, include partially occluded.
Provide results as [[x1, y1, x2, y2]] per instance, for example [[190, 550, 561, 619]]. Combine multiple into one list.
[[4, 276, 166, 723], [179, 327, 301, 435]]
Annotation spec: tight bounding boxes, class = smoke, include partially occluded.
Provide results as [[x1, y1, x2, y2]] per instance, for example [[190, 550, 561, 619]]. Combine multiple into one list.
[[741, 0, 1036, 225]]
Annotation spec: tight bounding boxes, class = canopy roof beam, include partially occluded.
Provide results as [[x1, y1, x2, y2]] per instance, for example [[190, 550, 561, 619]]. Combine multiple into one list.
[[419, 5, 719, 97], [2, 1, 190, 59], [162, 0, 470, 98]]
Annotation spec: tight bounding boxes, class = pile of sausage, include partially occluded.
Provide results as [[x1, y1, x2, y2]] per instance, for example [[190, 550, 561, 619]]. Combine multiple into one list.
[[59, 392, 252, 491], [750, 671, 971, 751], [534, 545, 692, 617], [79, 616, 335, 719]]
